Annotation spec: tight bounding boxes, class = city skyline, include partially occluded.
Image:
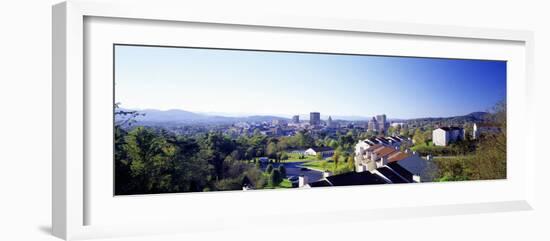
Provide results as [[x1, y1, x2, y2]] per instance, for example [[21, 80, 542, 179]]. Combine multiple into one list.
[[115, 45, 506, 119]]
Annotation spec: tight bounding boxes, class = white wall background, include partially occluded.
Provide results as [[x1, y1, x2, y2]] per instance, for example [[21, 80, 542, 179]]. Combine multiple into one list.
[[0, 0, 548, 240]]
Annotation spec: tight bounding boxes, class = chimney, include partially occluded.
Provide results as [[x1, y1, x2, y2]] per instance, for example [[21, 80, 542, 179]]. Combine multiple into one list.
[[413, 175, 421, 183], [356, 164, 366, 173], [380, 156, 387, 167], [323, 171, 332, 178], [298, 175, 309, 188], [426, 155, 433, 161]]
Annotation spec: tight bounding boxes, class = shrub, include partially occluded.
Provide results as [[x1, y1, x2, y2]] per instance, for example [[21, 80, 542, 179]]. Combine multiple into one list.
[[270, 169, 282, 186], [266, 164, 274, 174], [278, 166, 287, 178]]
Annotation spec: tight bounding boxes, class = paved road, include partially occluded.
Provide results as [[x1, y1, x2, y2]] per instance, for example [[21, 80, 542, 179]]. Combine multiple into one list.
[[260, 162, 324, 185]]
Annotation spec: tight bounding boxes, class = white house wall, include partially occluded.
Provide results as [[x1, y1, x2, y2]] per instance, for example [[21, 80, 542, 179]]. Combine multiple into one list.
[[433, 129, 449, 146]]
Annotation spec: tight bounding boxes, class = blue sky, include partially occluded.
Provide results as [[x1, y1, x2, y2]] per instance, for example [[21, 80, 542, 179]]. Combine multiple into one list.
[[114, 45, 506, 119]]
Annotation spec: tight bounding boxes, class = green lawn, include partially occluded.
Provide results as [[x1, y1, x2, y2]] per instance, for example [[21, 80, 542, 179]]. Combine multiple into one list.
[[280, 152, 318, 163], [263, 178, 293, 189], [410, 141, 433, 150], [301, 160, 353, 174], [260, 171, 294, 189], [410, 141, 457, 156]]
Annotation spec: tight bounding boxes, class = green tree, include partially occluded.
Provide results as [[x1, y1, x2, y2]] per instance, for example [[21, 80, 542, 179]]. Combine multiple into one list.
[[244, 167, 266, 189], [278, 166, 287, 178], [294, 131, 314, 148], [387, 126, 396, 136], [171, 136, 210, 192], [230, 150, 242, 161], [199, 132, 236, 181], [413, 128, 426, 145], [280, 152, 289, 161], [269, 169, 282, 187], [266, 142, 278, 159], [214, 178, 242, 191], [329, 139, 339, 149], [123, 127, 176, 194], [338, 133, 355, 150], [316, 152, 323, 160], [347, 155, 355, 171], [245, 147, 256, 160], [266, 164, 274, 174], [474, 101, 506, 180], [400, 127, 410, 137], [114, 126, 132, 194], [332, 151, 340, 169]]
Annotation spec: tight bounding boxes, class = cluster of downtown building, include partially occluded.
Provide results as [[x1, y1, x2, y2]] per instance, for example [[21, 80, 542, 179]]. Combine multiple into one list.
[[302, 112, 390, 133], [228, 112, 395, 138]]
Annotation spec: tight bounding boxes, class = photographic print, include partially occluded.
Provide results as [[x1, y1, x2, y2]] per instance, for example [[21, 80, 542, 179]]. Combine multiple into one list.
[[114, 45, 506, 195]]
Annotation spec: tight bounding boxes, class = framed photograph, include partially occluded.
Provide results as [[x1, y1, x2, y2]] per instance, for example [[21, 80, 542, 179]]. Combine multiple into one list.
[[53, 0, 535, 240]]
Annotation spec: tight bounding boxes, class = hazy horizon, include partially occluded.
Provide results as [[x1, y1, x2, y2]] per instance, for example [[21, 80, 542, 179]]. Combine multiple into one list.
[[120, 106, 490, 121], [115, 45, 506, 119]]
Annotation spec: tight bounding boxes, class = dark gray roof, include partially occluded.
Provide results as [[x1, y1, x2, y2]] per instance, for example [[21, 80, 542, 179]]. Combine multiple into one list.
[[377, 137, 389, 144], [308, 180, 333, 187], [377, 166, 409, 184], [388, 136, 402, 142], [365, 139, 378, 145], [387, 162, 414, 183], [324, 171, 388, 186], [368, 137, 380, 144]]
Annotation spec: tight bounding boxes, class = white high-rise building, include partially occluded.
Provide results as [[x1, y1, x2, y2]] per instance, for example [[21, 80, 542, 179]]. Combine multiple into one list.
[[327, 116, 334, 128], [432, 127, 464, 146]]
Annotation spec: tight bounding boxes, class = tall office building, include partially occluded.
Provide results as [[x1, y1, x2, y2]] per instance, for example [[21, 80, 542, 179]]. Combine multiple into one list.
[[368, 117, 378, 131], [376, 114, 387, 132], [292, 115, 300, 124], [327, 116, 334, 128], [310, 112, 321, 126]]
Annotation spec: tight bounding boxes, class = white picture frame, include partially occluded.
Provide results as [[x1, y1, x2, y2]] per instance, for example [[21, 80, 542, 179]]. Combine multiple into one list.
[[52, 0, 535, 240]]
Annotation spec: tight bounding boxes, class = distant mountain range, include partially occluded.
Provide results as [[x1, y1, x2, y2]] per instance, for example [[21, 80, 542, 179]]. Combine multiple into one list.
[[117, 108, 490, 125], [119, 108, 288, 124], [405, 112, 490, 123]]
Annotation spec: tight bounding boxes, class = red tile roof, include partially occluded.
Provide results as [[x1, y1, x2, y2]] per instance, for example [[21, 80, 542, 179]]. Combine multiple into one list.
[[387, 152, 410, 163], [373, 146, 398, 157], [366, 144, 383, 152]]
